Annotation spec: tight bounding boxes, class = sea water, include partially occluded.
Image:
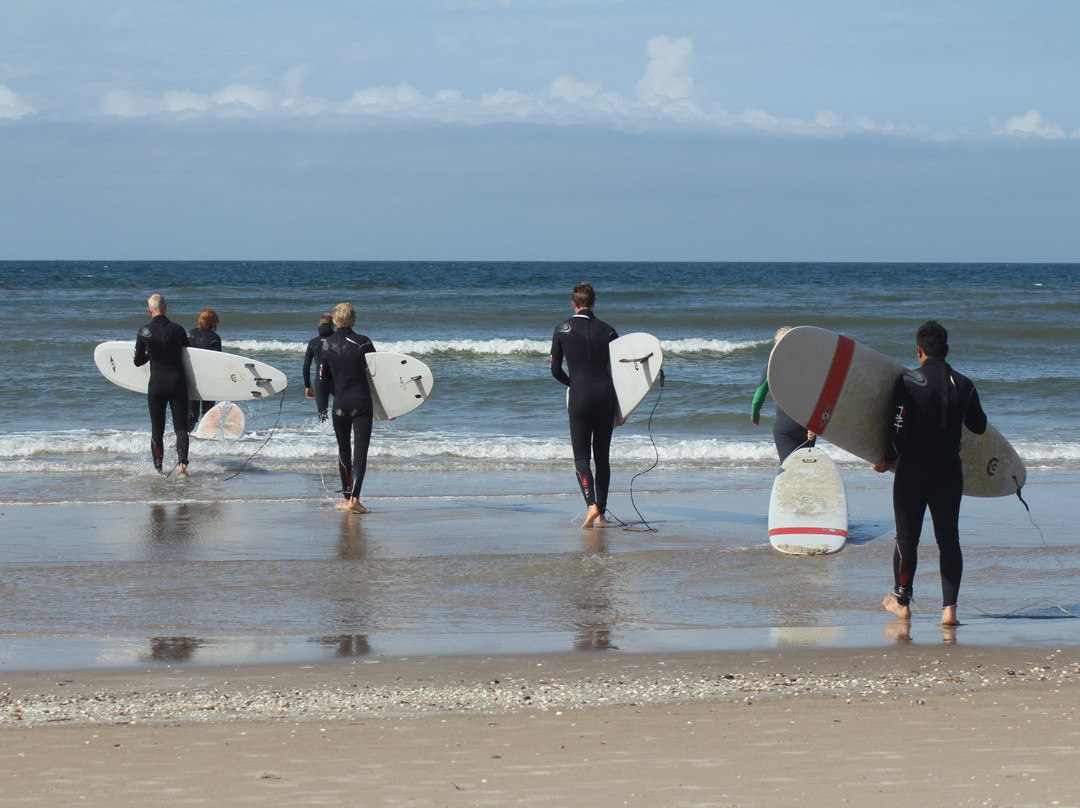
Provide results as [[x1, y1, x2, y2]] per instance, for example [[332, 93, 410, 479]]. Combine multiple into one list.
[[0, 261, 1077, 668]]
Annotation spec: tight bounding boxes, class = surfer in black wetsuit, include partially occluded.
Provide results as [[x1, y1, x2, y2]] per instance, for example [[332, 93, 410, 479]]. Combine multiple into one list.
[[133, 294, 190, 475], [872, 320, 987, 627], [186, 307, 222, 432], [303, 313, 334, 421], [319, 302, 376, 514], [751, 326, 816, 462], [550, 282, 618, 529]]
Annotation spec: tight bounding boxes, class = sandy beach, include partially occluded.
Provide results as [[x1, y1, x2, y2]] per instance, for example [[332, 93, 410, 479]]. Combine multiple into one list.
[[2, 470, 1078, 804], [2, 646, 1079, 806]]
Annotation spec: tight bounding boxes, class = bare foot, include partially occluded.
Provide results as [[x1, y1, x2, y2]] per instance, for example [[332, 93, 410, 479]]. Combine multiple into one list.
[[582, 504, 602, 529], [336, 499, 371, 514], [177, 464, 189, 478], [882, 593, 912, 620], [941, 605, 960, 626]]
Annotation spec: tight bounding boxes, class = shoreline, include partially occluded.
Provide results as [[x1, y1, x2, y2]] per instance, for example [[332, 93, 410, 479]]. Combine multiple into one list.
[[3, 646, 1078, 806], [4, 643, 1078, 728]]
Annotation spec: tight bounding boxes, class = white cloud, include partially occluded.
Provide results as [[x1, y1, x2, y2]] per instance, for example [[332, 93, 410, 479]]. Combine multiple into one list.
[[998, 110, 1069, 139], [549, 74, 602, 103], [0, 83, 34, 119], [634, 35, 693, 105], [78, 38, 1073, 143]]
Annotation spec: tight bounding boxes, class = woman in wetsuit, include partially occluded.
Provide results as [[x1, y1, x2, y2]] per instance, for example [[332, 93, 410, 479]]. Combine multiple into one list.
[[550, 282, 618, 529], [186, 307, 222, 432], [318, 302, 376, 514], [133, 294, 190, 475]]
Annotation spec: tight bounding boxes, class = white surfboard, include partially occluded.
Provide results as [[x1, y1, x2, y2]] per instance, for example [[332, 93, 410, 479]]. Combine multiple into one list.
[[192, 401, 245, 440], [768, 447, 848, 555], [767, 326, 1025, 498], [610, 332, 664, 425], [94, 341, 289, 401], [366, 352, 434, 421]]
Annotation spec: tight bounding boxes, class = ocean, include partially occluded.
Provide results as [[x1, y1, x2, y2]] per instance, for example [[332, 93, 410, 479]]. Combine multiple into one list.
[[1, 261, 1077, 669]]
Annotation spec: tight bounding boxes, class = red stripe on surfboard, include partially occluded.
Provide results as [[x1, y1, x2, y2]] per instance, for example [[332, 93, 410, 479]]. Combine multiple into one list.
[[807, 335, 855, 435], [769, 527, 848, 537]]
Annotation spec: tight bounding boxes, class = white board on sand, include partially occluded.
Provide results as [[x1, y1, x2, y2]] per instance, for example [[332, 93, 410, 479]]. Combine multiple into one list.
[[610, 332, 664, 426], [192, 401, 245, 440], [767, 326, 1025, 498], [94, 341, 288, 401], [768, 447, 848, 555], [366, 352, 434, 421]]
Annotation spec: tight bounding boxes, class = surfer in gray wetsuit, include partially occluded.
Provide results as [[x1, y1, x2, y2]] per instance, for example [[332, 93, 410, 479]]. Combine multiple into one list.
[[318, 302, 376, 514], [303, 313, 334, 421], [550, 282, 618, 529], [186, 307, 222, 432], [751, 326, 816, 462], [872, 320, 987, 627], [133, 294, 190, 476]]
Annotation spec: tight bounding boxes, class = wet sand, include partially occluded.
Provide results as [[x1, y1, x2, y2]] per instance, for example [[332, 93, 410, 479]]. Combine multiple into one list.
[[2, 646, 1079, 806]]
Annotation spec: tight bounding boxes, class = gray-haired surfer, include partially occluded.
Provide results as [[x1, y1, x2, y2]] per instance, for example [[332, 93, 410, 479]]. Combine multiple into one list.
[[872, 320, 987, 627], [319, 302, 376, 514], [550, 281, 618, 529], [133, 293, 190, 476]]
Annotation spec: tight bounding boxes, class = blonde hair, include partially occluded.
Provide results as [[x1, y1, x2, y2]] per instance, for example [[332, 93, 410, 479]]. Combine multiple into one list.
[[197, 307, 219, 331], [147, 294, 166, 314], [332, 302, 356, 328], [774, 326, 792, 342]]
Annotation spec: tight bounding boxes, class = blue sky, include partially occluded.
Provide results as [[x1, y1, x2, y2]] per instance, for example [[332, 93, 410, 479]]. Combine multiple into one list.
[[2, 1, 1078, 261]]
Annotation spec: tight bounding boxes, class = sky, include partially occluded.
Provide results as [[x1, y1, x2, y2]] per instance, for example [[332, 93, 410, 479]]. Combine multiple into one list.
[[1, 0, 1078, 262]]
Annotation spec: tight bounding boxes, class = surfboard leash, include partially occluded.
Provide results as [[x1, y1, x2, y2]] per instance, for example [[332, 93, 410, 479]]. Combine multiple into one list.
[[222, 389, 287, 482], [608, 368, 665, 533]]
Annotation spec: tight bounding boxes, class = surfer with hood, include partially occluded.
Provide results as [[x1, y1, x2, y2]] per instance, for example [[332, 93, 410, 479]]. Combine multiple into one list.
[[303, 312, 335, 421], [550, 281, 619, 529]]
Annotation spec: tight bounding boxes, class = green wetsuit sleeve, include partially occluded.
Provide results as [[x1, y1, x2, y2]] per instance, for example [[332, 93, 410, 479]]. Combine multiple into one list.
[[751, 378, 770, 419]]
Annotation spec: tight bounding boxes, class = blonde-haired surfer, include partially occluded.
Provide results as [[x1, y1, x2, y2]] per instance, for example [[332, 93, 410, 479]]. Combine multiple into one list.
[[751, 326, 816, 462], [319, 302, 376, 514]]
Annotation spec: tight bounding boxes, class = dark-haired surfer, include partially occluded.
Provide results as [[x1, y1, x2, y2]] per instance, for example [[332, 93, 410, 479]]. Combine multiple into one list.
[[303, 313, 335, 421], [550, 281, 618, 529], [872, 320, 987, 627]]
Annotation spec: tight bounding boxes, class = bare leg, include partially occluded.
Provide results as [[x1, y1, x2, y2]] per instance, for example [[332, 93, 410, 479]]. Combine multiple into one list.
[[336, 497, 371, 514], [882, 593, 911, 620], [941, 605, 959, 626], [582, 503, 602, 529]]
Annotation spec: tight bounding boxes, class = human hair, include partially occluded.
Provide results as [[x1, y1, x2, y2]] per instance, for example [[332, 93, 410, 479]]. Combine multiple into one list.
[[197, 307, 219, 331], [147, 294, 166, 314], [319, 312, 333, 326], [916, 320, 949, 357], [774, 326, 792, 342], [332, 302, 357, 328], [572, 282, 596, 309]]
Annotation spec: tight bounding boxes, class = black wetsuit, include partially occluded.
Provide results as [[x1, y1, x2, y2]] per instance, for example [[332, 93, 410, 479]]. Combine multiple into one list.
[[883, 357, 987, 608], [319, 327, 376, 501], [303, 322, 335, 421], [134, 314, 190, 472], [550, 309, 618, 513], [186, 327, 222, 432], [751, 365, 815, 462]]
